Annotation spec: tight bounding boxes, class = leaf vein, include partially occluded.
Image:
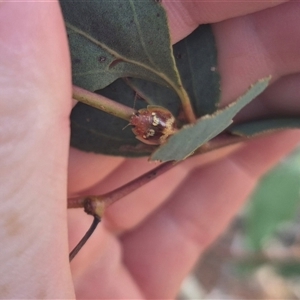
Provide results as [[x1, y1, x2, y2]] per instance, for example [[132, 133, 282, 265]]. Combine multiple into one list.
[[66, 22, 174, 88], [129, 0, 158, 70]]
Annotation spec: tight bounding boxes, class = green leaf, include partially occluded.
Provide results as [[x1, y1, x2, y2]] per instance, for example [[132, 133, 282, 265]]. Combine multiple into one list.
[[277, 263, 300, 278], [245, 148, 300, 251], [229, 118, 300, 137], [60, 0, 183, 93], [151, 77, 271, 162], [69, 23, 220, 157], [173, 24, 220, 116], [70, 79, 154, 156]]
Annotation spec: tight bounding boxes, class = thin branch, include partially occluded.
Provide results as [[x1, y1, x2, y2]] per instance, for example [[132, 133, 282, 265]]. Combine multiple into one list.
[[69, 216, 101, 262], [67, 196, 85, 209], [72, 85, 135, 121], [68, 160, 176, 214], [67, 161, 176, 260], [98, 160, 175, 208]]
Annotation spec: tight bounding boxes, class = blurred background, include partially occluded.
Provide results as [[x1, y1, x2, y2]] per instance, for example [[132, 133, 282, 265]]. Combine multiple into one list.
[[178, 146, 300, 299]]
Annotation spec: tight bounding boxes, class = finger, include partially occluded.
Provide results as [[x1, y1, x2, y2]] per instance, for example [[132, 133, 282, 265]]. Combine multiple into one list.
[[0, 2, 73, 298], [67, 148, 124, 196], [102, 145, 240, 232], [260, 73, 300, 116], [120, 130, 300, 299], [163, 0, 288, 43], [69, 147, 242, 299], [69, 149, 239, 298], [236, 73, 300, 121], [72, 133, 299, 299], [214, 1, 300, 105]]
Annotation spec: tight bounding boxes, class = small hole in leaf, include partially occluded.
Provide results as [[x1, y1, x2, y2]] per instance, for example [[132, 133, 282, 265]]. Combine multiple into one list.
[[98, 56, 106, 63]]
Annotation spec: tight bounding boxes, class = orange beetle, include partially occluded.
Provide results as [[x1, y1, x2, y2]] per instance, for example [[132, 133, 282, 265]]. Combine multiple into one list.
[[130, 105, 177, 145]]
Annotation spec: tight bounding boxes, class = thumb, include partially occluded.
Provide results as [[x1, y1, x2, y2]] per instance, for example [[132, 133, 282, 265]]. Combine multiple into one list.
[[0, 2, 73, 298]]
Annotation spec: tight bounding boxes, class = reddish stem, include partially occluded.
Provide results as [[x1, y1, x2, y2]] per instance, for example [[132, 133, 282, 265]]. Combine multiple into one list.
[[101, 160, 175, 207], [67, 161, 176, 215], [72, 85, 135, 121]]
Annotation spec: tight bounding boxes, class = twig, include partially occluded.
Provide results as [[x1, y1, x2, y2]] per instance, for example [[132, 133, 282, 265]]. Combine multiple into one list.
[[69, 216, 101, 261], [68, 160, 176, 213], [72, 85, 135, 121]]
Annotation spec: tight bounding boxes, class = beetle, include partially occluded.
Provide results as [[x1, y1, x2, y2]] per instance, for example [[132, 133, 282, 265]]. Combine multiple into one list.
[[130, 105, 177, 145]]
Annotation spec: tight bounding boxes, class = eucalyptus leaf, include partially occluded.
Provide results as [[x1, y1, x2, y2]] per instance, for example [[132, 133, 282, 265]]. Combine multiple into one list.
[[151, 77, 271, 162], [60, 0, 183, 93], [229, 118, 300, 137]]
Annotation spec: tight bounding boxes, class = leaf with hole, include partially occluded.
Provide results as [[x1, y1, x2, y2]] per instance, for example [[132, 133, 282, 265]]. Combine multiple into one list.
[[60, 0, 184, 95]]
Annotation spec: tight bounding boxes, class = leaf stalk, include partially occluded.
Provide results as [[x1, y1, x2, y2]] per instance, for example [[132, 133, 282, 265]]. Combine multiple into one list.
[[176, 86, 197, 123], [72, 85, 135, 121]]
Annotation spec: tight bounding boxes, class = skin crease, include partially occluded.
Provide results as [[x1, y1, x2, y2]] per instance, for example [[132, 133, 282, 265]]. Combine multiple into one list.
[[0, 1, 300, 299]]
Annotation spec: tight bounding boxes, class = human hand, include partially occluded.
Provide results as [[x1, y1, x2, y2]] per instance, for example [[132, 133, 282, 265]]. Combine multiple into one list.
[[1, 1, 300, 299]]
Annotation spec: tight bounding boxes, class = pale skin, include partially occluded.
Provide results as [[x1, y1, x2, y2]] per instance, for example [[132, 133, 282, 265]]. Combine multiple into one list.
[[1, 1, 300, 298]]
